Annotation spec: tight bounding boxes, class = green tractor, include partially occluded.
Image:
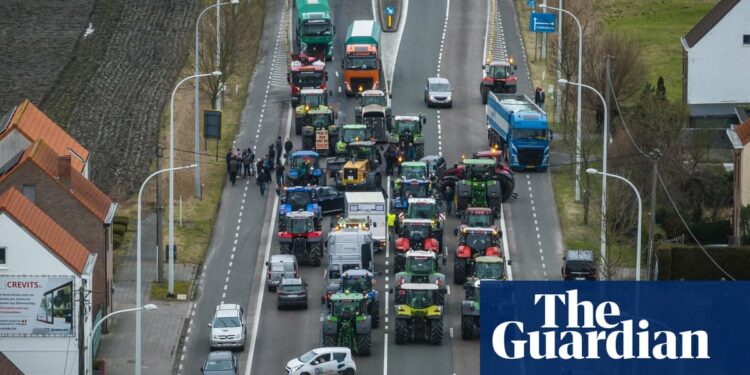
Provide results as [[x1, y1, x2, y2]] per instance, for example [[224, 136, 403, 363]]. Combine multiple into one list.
[[389, 114, 427, 160], [392, 283, 444, 345], [301, 107, 338, 155], [335, 124, 373, 155], [322, 291, 373, 355], [454, 159, 503, 218], [294, 88, 331, 135], [461, 278, 481, 340], [394, 250, 447, 305]]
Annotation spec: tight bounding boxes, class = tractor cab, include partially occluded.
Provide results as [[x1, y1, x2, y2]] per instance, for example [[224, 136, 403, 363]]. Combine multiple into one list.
[[341, 270, 374, 294], [298, 88, 327, 108], [400, 161, 429, 180], [396, 250, 446, 288], [462, 207, 495, 229], [390, 115, 426, 148], [463, 159, 495, 180], [336, 125, 374, 155], [359, 90, 388, 107], [454, 226, 502, 284], [279, 186, 322, 230], [278, 211, 324, 266], [287, 151, 324, 186], [480, 59, 518, 103], [285, 211, 316, 235], [474, 256, 506, 280], [396, 219, 439, 251]]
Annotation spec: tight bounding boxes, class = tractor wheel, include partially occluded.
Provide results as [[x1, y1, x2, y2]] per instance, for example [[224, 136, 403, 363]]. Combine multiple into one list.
[[430, 319, 443, 345], [356, 333, 372, 356], [280, 244, 290, 255], [454, 258, 467, 284], [395, 319, 409, 345], [370, 300, 380, 328], [343, 369, 355, 375], [481, 88, 489, 104], [295, 121, 303, 135], [489, 197, 502, 218], [279, 219, 287, 232], [435, 290, 445, 305], [415, 144, 425, 160], [461, 316, 475, 340], [394, 256, 405, 273], [456, 197, 470, 218], [499, 174, 514, 202], [309, 244, 322, 267], [323, 333, 337, 347], [302, 135, 314, 150]]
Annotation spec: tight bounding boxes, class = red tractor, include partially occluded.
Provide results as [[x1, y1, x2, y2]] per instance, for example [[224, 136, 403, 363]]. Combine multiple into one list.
[[288, 53, 328, 106], [480, 59, 518, 104], [278, 211, 324, 266], [454, 226, 501, 284], [393, 219, 440, 273]]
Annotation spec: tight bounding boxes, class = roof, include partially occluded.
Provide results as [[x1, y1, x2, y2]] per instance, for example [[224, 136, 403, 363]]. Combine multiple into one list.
[[1, 140, 114, 222], [0, 352, 22, 375], [300, 88, 325, 94], [735, 118, 750, 145], [361, 90, 385, 96], [287, 210, 315, 218], [402, 218, 434, 225], [402, 161, 426, 167], [343, 124, 366, 128], [476, 256, 504, 263], [214, 303, 242, 317], [566, 249, 595, 261], [407, 197, 436, 204], [270, 254, 297, 262], [345, 191, 385, 203], [280, 278, 304, 286], [330, 291, 366, 300], [405, 250, 436, 258], [427, 77, 450, 84], [463, 158, 496, 165], [0, 100, 89, 173], [0, 188, 90, 274], [394, 115, 420, 121], [342, 269, 374, 277], [399, 283, 439, 290], [291, 150, 320, 157], [460, 225, 498, 234], [683, 0, 741, 48], [467, 207, 493, 213]]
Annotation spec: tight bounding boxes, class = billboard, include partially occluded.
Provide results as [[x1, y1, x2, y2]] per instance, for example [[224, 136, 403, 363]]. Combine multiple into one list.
[[0, 276, 75, 336]]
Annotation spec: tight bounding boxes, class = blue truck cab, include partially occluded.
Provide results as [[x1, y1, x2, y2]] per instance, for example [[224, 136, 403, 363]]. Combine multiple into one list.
[[486, 92, 552, 170]]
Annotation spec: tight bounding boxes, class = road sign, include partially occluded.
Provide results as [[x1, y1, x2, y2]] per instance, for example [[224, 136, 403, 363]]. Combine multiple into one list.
[[385, 5, 395, 15], [527, 0, 535, 7], [530, 12, 556, 33], [203, 110, 222, 140]]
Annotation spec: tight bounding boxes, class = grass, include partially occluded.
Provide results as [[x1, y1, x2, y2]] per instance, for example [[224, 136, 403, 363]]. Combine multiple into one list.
[[150, 280, 191, 300]]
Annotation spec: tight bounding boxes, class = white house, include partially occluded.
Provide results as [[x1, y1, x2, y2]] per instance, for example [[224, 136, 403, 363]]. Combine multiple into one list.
[[0, 187, 96, 374], [681, 0, 750, 116]]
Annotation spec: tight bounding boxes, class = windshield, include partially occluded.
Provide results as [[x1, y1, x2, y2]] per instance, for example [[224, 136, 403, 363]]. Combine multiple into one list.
[[408, 290, 434, 309], [204, 358, 234, 371], [513, 128, 549, 140], [429, 83, 451, 92], [342, 128, 368, 142], [361, 95, 385, 106], [476, 262, 504, 279], [467, 165, 491, 179], [310, 113, 331, 127], [342, 277, 371, 293], [403, 224, 430, 240], [286, 190, 312, 208], [402, 183, 428, 198], [408, 257, 434, 273], [281, 284, 304, 293], [351, 145, 373, 160], [290, 217, 312, 234], [345, 57, 377, 70], [567, 260, 595, 273], [301, 23, 333, 36], [212, 316, 241, 328], [302, 94, 323, 107], [490, 66, 510, 79], [292, 71, 324, 87], [408, 204, 434, 220], [271, 263, 295, 272], [401, 165, 425, 180], [292, 156, 316, 168], [465, 233, 492, 250], [333, 299, 361, 316], [467, 214, 492, 227], [299, 350, 318, 363], [396, 121, 416, 133]]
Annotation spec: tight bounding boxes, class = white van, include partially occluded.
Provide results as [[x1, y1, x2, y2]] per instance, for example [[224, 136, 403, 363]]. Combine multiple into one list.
[[345, 192, 386, 251]]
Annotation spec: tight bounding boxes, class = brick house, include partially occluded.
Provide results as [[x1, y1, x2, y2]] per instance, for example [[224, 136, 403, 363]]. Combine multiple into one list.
[[0, 140, 116, 331]]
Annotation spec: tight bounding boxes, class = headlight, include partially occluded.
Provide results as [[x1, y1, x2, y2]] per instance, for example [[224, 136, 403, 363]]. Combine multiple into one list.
[[429, 96, 435, 101], [212, 335, 219, 340], [291, 365, 304, 373]]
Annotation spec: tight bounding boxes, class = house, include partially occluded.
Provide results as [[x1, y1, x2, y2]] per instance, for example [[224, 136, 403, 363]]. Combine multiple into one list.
[[681, 0, 750, 116], [0, 99, 90, 178], [727, 118, 750, 244], [0, 187, 96, 374], [0, 139, 117, 331]]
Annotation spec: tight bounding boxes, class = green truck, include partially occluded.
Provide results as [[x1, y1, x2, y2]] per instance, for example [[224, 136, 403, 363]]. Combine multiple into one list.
[[343, 20, 382, 96], [294, 0, 335, 60]]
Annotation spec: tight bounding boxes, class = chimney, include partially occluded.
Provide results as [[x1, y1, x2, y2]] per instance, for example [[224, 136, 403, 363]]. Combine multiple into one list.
[[57, 155, 72, 189]]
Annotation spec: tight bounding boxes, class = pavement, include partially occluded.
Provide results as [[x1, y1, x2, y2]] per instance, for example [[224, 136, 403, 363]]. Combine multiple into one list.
[[98, 214, 196, 375]]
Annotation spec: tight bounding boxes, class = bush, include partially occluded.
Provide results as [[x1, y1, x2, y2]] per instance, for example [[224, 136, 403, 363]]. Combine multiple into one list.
[[690, 220, 731, 244], [656, 245, 750, 280], [113, 223, 127, 236], [113, 232, 124, 249], [113, 215, 129, 227]]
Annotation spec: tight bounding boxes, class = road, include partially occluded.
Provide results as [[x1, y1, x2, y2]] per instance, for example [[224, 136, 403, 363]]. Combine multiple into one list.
[[176, 0, 565, 374]]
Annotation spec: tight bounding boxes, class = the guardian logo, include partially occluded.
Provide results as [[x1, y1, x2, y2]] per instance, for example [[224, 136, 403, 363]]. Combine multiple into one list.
[[492, 290, 710, 360]]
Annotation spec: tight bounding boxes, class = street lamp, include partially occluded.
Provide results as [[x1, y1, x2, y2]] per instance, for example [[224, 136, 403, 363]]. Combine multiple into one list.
[[587, 168, 642, 281], [87, 304, 157, 374], [169, 71, 221, 298], [194, 0, 239, 199], [559, 78, 609, 278], [540, 3, 583, 202], [138, 165, 195, 375]]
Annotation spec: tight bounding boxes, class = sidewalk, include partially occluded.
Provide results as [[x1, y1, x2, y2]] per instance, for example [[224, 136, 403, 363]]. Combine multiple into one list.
[[98, 214, 196, 375]]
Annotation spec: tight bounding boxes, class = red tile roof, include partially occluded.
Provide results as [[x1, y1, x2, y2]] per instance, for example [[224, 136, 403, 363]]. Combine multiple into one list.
[[736, 118, 750, 146], [0, 188, 90, 274], [683, 0, 741, 48], [1, 100, 89, 173], [0, 352, 23, 375]]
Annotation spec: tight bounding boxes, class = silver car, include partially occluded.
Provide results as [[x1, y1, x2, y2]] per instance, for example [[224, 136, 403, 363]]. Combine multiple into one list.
[[424, 77, 453, 108], [208, 304, 246, 351]]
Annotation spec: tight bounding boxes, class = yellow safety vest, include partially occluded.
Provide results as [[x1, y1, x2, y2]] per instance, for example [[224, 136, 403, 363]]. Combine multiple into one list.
[[387, 213, 396, 227]]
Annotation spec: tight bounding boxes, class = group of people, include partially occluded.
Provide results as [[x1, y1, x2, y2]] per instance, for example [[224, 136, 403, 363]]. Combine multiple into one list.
[[384, 142, 418, 176], [226, 136, 295, 196], [225, 147, 255, 187]]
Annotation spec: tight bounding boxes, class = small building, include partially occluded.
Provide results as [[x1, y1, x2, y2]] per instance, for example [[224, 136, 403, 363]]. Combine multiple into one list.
[[0, 187, 96, 374], [681, 0, 750, 116]]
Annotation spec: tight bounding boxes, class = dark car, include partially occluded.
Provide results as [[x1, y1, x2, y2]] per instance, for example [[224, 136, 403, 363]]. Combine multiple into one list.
[[420, 155, 447, 179], [315, 186, 345, 215], [561, 250, 597, 280], [201, 351, 238, 374], [277, 278, 309, 309]]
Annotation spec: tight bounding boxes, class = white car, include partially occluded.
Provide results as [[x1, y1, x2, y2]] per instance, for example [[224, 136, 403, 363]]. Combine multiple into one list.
[[285, 347, 356, 375], [209, 304, 246, 351]]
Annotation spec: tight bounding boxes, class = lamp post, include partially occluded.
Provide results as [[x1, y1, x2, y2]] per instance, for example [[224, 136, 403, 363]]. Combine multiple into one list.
[[540, 3, 583, 202], [194, 0, 238, 199], [170, 71, 221, 298], [587, 168, 642, 281], [139, 165, 195, 375], [87, 305, 157, 374], [559, 78, 608, 278]]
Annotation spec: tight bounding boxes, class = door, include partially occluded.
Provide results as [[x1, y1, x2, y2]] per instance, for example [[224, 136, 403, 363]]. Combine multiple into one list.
[[317, 187, 345, 215]]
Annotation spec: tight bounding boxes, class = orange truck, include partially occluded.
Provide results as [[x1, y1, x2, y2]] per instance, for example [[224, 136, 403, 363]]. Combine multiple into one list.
[[342, 20, 382, 97]]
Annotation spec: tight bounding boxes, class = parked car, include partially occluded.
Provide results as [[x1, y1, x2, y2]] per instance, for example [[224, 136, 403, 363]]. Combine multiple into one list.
[[285, 347, 357, 375], [278, 278, 309, 309], [424, 77, 453, 108], [561, 249, 597, 280], [420, 155, 447, 180], [316, 186, 346, 215], [201, 351, 238, 374], [209, 304, 246, 351], [266, 254, 299, 291]]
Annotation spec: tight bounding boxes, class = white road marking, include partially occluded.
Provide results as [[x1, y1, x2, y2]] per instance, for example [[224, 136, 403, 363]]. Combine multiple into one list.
[[385, 287, 389, 315], [449, 327, 454, 338], [383, 333, 389, 375], [434, 0, 449, 155], [335, 71, 339, 77], [223, 284, 227, 290], [501, 204, 513, 280], [446, 285, 451, 295]]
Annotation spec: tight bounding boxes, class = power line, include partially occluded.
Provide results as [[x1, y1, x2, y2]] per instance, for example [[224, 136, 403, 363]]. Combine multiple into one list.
[[605, 68, 649, 158]]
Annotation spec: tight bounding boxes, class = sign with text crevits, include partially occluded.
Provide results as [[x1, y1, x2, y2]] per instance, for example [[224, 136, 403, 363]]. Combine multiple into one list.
[[480, 281, 750, 374], [0, 276, 75, 336]]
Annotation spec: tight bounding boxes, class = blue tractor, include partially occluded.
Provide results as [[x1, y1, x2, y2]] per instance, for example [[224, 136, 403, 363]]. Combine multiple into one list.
[[287, 151, 326, 186], [279, 186, 323, 231], [340, 269, 380, 328]]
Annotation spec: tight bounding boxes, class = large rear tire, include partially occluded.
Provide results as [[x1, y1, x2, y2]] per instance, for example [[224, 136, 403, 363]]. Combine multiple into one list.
[[280, 243, 290, 255], [461, 316, 475, 340], [415, 144, 425, 160], [454, 258, 467, 284], [370, 300, 380, 328], [489, 197, 502, 218], [430, 319, 443, 345], [309, 244, 322, 267], [481, 88, 489, 104], [302, 134, 314, 150], [323, 333, 337, 347], [395, 319, 409, 345], [355, 333, 372, 356]]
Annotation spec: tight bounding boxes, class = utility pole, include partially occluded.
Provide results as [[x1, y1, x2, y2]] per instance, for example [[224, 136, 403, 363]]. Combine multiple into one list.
[[541, 0, 548, 59], [647, 149, 661, 280], [555, 0, 563, 124], [604, 55, 612, 135], [216, 0, 222, 111], [155, 146, 164, 283], [78, 285, 86, 375]]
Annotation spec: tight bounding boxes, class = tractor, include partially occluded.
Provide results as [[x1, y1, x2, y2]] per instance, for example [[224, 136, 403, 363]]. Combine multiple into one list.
[[397, 197, 445, 249], [286, 151, 326, 186], [453, 159, 503, 218], [391, 178, 433, 212], [473, 149, 515, 202], [278, 186, 322, 231], [393, 220, 440, 273], [392, 283, 444, 345], [461, 207, 496, 229], [294, 88, 330, 135], [461, 278, 481, 340], [480, 59, 518, 104], [322, 291, 373, 356], [394, 250, 446, 305], [389, 114, 427, 160], [331, 216, 371, 231], [335, 124, 374, 155], [354, 89, 392, 143], [454, 226, 502, 284], [301, 107, 338, 155], [328, 141, 382, 191], [339, 269, 380, 328], [278, 211, 324, 266]]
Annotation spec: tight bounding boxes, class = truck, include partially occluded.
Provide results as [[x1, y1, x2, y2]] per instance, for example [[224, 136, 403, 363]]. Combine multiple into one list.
[[294, 0, 335, 60], [288, 56, 327, 106], [486, 92, 552, 170], [354, 90, 391, 142], [324, 228, 375, 298], [343, 20, 382, 96], [345, 192, 387, 252]]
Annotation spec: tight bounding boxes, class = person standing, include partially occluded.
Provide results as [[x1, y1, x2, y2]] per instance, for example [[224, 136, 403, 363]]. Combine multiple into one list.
[[275, 136, 283, 165], [262, 157, 272, 184], [268, 144, 276, 170], [442, 185, 453, 215], [385, 145, 395, 176], [276, 163, 285, 186], [225, 148, 233, 175], [246, 147, 255, 176], [538, 88, 545, 108], [229, 156, 239, 186], [256, 159, 264, 185], [284, 137, 293, 160], [241, 150, 251, 178], [406, 143, 416, 162], [237, 151, 245, 178], [258, 166, 267, 195]]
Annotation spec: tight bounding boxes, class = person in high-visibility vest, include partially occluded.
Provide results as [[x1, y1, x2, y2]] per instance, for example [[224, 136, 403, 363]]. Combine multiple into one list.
[[387, 213, 397, 236]]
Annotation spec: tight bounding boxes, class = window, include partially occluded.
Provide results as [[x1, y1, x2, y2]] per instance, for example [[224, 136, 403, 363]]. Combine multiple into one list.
[[0, 247, 5, 265], [333, 352, 347, 362], [22, 185, 36, 203], [744, 35, 750, 45]]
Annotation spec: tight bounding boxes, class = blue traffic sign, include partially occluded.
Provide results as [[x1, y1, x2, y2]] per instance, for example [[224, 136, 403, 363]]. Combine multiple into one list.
[[527, 0, 535, 7], [530, 12, 556, 33], [385, 5, 395, 15]]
